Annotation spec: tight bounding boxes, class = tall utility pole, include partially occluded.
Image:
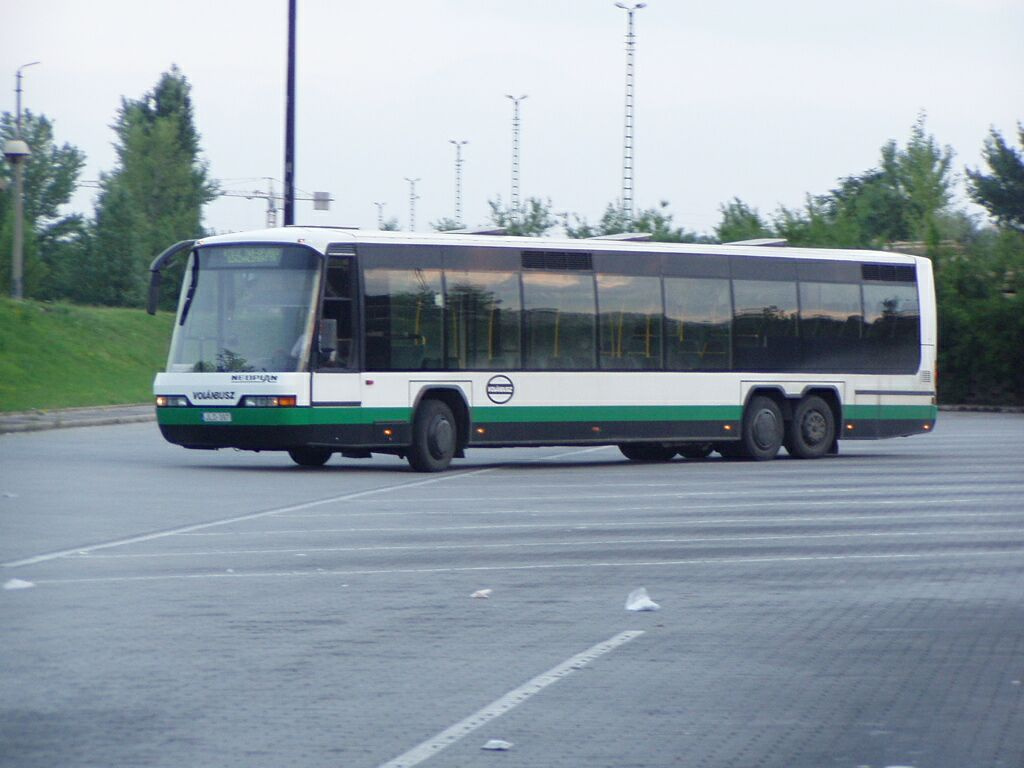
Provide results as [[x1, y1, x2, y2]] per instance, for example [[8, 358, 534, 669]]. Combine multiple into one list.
[[283, 0, 297, 225], [449, 139, 468, 226], [404, 177, 421, 231], [8, 61, 40, 300], [615, 2, 645, 226], [373, 202, 386, 229], [505, 94, 527, 220]]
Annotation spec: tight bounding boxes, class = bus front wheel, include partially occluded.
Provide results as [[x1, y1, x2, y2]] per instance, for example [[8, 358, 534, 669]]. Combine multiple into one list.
[[408, 399, 457, 472], [288, 447, 333, 467], [741, 396, 784, 460]]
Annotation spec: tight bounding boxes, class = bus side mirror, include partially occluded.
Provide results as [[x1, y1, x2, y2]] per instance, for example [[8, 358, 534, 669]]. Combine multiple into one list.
[[147, 271, 163, 316], [147, 239, 197, 315], [319, 318, 338, 362]]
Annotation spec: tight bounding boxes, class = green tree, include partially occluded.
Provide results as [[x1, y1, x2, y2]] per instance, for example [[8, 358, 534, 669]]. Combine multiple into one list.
[[966, 123, 1024, 233], [90, 66, 216, 307], [0, 111, 87, 298], [567, 200, 709, 242], [488, 196, 557, 237], [715, 198, 773, 243], [565, 202, 629, 239], [772, 115, 954, 251], [431, 217, 462, 232], [379, 217, 400, 231], [936, 227, 1024, 404], [887, 113, 954, 247]]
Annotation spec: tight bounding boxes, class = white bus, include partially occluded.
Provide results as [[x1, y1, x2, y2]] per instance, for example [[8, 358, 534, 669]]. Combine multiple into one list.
[[149, 227, 937, 471]]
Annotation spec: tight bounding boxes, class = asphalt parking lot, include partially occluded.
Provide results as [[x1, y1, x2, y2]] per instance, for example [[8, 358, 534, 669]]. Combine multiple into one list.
[[1, 411, 1022, 767]]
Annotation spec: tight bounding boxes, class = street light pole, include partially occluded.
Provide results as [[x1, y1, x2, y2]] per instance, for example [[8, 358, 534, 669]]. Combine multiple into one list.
[[15, 62, 40, 137], [8, 61, 40, 300], [449, 139, 468, 226]]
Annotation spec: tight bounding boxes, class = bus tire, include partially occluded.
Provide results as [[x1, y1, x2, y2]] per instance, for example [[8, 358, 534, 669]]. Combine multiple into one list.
[[741, 395, 783, 460], [288, 447, 333, 467], [619, 443, 676, 462], [787, 395, 835, 459], [408, 399, 457, 472], [677, 444, 714, 459]]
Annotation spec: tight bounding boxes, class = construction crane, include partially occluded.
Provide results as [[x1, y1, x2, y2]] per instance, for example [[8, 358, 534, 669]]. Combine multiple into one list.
[[219, 178, 332, 228], [79, 177, 333, 229]]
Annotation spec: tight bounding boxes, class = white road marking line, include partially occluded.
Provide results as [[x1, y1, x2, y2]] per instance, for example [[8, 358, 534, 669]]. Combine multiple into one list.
[[26, 548, 1024, 587], [0, 446, 608, 569], [531, 445, 611, 461], [69, 528, 1024, 560], [375, 631, 644, 768], [0, 467, 497, 569]]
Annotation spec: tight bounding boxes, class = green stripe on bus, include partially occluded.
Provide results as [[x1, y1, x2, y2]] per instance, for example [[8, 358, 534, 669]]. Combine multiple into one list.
[[471, 405, 742, 423], [158, 402, 935, 428], [844, 404, 937, 420], [157, 406, 412, 427]]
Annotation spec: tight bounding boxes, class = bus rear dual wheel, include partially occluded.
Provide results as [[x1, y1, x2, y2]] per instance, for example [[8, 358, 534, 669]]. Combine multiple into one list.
[[723, 394, 835, 461]]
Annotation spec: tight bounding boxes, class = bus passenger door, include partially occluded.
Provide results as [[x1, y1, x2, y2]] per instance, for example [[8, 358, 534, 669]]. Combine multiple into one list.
[[311, 254, 361, 405]]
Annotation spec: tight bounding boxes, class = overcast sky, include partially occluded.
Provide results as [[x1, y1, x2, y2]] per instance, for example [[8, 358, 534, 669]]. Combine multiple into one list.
[[3, 0, 1021, 237]]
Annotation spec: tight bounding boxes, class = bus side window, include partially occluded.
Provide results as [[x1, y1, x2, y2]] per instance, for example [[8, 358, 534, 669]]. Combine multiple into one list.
[[863, 283, 920, 373], [596, 274, 663, 370], [664, 277, 732, 371], [363, 268, 444, 371], [522, 272, 596, 370], [732, 279, 799, 372], [319, 258, 355, 369], [444, 270, 522, 370], [798, 281, 863, 372]]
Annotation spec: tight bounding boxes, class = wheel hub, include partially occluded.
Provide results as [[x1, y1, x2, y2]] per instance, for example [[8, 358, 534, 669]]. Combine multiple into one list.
[[802, 410, 827, 445], [752, 409, 780, 450], [428, 417, 454, 458]]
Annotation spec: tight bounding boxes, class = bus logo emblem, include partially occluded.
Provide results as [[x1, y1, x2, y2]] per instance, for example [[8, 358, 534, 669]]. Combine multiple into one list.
[[486, 375, 515, 404]]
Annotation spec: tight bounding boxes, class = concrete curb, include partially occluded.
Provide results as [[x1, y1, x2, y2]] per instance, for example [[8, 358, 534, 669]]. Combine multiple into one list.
[[0, 404, 155, 434], [939, 404, 1024, 414]]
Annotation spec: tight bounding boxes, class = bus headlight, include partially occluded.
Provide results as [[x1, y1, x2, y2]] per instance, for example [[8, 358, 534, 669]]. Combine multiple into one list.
[[156, 395, 189, 407], [240, 395, 298, 407]]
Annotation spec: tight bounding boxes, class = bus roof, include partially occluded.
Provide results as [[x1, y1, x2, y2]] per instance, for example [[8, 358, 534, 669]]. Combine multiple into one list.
[[193, 226, 924, 266]]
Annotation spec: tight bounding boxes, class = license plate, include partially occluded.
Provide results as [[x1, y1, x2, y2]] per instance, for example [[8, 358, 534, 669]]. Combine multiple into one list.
[[202, 412, 232, 423]]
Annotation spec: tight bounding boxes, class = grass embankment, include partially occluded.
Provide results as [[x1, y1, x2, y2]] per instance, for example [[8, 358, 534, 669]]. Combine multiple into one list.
[[0, 298, 174, 412]]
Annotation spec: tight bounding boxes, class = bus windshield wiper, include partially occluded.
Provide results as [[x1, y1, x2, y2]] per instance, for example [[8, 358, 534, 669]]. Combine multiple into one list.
[[179, 253, 200, 326]]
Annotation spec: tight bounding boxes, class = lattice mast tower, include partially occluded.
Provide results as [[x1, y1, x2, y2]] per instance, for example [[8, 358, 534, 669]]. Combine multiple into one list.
[[616, 2, 645, 226], [505, 95, 528, 222], [449, 140, 469, 226]]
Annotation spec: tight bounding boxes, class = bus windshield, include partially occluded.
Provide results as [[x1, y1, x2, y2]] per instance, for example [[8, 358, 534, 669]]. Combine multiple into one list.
[[166, 245, 320, 373]]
